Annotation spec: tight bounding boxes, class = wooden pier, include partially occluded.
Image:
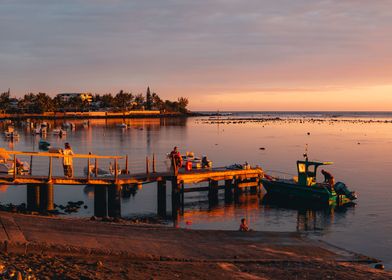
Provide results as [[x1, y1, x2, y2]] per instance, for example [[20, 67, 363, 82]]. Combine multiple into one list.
[[0, 149, 264, 219]]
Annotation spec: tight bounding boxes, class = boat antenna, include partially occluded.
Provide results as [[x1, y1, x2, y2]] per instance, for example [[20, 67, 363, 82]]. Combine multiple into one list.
[[303, 144, 309, 161]]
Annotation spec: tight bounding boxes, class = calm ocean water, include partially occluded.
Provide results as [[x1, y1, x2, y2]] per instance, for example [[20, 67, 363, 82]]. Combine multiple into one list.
[[1, 112, 392, 266]]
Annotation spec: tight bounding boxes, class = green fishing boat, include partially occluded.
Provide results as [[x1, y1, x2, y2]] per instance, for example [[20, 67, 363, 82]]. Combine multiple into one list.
[[262, 155, 357, 206]]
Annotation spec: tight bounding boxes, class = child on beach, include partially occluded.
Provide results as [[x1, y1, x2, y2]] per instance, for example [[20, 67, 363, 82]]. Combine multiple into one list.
[[239, 218, 250, 232]]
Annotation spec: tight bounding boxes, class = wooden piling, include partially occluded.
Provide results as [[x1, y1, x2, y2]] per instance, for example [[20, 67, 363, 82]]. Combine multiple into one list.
[[234, 178, 241, 202], [26, 184, 40, 211], [157, 180, 167, 217], [171, 178, 180, 219], [250, 178, 258, 194], [180, 182, 185, 214], [208, 180, 219, 205], [39, 183, 54, 211], [224, 179, 233, 203], [94, 185, 108, 218], [108, 184, 122, 218]]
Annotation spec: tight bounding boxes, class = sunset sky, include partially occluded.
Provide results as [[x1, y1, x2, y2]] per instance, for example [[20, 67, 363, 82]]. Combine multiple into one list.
[[1, 0, 392, 111]]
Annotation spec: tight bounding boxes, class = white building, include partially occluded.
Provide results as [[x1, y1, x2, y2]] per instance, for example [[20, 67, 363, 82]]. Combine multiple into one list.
[[57, 93, 92, 102]]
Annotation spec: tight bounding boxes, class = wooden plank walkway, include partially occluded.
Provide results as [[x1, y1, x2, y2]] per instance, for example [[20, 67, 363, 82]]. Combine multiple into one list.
[[0, 168, 263, 186]]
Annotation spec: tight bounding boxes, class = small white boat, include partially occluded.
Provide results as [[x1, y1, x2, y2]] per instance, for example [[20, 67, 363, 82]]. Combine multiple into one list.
[[52, 128, 67, 136], [117, 123, 127, 128], [62, 122, 71, 129], [4, 131, 20, 140], [0, 150, 30, 175], [165, 151, 212, 169], [182, 152, 212, 169], [83, 163, 121, 177], [4, 126, 19, 140]]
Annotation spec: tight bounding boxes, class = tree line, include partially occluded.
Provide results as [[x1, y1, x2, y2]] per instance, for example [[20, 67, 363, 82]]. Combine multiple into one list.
[[0, 87, 189, 114]]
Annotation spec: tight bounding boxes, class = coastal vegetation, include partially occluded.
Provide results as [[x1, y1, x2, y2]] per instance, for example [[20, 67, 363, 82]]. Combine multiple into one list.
[[0, 87, 189, 114]]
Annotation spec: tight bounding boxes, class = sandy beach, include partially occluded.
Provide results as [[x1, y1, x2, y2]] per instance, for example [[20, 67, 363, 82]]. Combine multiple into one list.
[[0, 212, 390, 279]]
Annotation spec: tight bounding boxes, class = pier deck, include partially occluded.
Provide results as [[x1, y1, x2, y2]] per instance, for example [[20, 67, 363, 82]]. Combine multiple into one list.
[[0, 149, 264, 218]]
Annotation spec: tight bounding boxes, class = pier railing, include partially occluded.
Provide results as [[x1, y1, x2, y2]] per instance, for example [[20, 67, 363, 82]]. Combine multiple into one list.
[[0, 148, 165, 183]]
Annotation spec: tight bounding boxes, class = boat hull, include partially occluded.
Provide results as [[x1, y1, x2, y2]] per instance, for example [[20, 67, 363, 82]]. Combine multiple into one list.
[[261, 179, 337, 206]]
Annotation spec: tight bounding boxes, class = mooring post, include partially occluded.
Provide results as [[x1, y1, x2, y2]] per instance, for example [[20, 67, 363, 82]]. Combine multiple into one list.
[[94, 185, 108, 218], [108, 184, 122, 218], [39, 183, 54, 212], [224, 179, 233, 203], [27, 184, 40, 211], [157, 180, 167, 217]]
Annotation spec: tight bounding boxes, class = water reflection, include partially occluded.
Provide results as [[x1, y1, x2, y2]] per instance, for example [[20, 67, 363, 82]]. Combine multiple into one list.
[[1, 115, 392, 263]]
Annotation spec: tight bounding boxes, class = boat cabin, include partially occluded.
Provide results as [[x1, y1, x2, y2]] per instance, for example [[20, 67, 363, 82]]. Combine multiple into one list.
[[296, 160, 333, 186]]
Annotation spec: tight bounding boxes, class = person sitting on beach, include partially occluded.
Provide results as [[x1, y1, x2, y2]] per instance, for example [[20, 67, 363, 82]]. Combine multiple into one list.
[[239, 218, 250, 232], [321, 169, 335, 187]]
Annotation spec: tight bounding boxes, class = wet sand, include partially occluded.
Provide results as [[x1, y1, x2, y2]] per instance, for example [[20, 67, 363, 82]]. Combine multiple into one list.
[[0, 212, 390, 279]]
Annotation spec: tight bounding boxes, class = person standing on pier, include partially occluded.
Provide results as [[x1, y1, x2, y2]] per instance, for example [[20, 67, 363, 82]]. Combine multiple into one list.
[[62, 142, 74, 177], [170, 146, 183, 173]]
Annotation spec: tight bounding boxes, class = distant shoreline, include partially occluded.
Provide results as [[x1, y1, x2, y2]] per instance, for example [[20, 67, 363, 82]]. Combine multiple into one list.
[[0, 111, 203, 120]]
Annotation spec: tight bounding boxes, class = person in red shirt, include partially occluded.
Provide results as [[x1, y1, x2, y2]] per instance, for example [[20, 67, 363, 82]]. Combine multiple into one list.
[[239, 218, 250, 232], [170, 146, 183, 171]]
